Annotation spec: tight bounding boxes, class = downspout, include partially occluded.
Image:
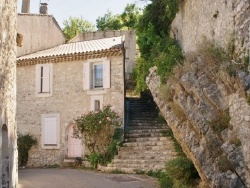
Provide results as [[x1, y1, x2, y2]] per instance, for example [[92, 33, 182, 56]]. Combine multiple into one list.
[[122, 40, 127, 141]]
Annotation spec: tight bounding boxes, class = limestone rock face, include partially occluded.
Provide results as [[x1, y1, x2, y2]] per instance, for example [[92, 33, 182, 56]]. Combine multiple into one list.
[[0, 0, 18, 187], [147, 66, 250, 188]]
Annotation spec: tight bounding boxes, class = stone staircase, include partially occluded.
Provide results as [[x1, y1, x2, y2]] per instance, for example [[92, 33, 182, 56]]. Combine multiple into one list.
[[99, 97, 176, 173]]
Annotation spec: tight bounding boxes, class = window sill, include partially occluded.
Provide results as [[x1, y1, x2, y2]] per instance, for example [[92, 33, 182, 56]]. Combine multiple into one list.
[[36, 92, 53, 97], [86, 89, 107, 95]]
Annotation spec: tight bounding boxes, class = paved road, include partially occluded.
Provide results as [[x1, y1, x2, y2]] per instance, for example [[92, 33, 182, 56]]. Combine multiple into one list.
[[18, 168, 159, 188]]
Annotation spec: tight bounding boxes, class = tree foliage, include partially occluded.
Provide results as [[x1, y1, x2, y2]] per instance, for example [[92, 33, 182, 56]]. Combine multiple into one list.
[[96, 11, 123, 31], [134, 0, 183, 91], [62, 16, 95, 40], [96, 4, 141, 31]]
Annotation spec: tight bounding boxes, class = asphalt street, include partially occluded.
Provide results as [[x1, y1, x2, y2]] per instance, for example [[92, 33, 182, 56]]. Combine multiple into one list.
[[17, 168, 159, 188]]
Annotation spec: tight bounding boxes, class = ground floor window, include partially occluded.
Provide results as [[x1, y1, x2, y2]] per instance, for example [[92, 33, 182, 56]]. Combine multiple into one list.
[[41, 113, 60, 149]]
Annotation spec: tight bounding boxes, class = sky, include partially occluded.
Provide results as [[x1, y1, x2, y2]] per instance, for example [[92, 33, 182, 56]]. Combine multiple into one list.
[[17, 0, 148, 28]]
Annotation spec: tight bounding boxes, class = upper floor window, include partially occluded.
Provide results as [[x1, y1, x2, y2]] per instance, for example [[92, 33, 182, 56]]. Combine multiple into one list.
[[83, 59, 110, 90], [93, 64, 103, 88], [36, 64, 53, 97]]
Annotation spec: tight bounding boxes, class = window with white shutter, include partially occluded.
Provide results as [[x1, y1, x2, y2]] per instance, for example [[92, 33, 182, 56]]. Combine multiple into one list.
[[44, 117, 57, 145], [41, 113, 60, 149], [103, 60, 110, 89], [83, 59, 110, 90], [36, 64, 53, 97]]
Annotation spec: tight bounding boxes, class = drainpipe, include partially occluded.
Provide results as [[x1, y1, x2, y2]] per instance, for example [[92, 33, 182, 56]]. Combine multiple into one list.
[[122, 38, 127, 141]]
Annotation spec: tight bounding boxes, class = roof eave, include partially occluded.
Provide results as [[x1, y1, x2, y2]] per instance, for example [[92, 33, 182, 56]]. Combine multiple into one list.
[[16, 48, 123, 67]]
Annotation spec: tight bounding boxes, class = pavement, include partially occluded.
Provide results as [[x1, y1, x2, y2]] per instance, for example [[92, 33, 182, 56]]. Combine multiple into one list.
[[17, 168, 159, 188]]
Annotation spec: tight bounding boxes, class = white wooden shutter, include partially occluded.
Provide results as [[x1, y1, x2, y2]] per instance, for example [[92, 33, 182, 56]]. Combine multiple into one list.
[[44, 117, 57, 145], [42, 65, 50, 93], [103, 60, 110, 89], [83, 62, 90, 90]]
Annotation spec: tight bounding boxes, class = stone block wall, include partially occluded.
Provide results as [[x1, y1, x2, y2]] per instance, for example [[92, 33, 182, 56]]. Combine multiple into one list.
[[16, 56, 124, 167], [0, 0, 18, 187], [172, 0, 249, 57]]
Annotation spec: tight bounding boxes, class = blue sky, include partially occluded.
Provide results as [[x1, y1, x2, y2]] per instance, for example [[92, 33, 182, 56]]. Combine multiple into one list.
[[17, 0, 147, 28]]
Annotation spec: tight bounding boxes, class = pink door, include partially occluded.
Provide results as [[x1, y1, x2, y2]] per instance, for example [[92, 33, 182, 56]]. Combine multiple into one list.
[[67, 125, 82, 158]]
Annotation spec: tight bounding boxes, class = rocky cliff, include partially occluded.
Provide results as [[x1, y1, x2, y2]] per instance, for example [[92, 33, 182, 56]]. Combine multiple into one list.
[[146, 0, 250, 187]]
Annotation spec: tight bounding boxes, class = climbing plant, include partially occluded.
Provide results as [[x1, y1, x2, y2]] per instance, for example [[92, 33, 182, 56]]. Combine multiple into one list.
[[134, 0, 183, 92]]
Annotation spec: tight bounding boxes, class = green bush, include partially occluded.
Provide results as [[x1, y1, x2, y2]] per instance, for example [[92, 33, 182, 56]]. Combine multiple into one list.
[[75, 105, 121, 154], [17, 133, 37, 166], [166, 157, 199, 185], [75, 106, 123, 168], [86, 153, 103, 169]]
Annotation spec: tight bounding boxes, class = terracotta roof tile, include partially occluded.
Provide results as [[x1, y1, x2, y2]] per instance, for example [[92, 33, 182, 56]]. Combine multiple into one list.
[[17, 36, 124, 61]]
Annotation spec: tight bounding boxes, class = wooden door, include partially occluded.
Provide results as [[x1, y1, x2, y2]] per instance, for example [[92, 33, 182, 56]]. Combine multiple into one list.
[[67, 125, 82, 158]]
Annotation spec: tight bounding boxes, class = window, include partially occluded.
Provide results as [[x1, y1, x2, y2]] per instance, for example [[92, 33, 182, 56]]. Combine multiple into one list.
[[93, 64, 103, 88], [83, 59, 110, 90], [94, 100, 100, 111], [41, 113, 60, 149], [36, 64, 53, 97], [91, 96, 103, 111]]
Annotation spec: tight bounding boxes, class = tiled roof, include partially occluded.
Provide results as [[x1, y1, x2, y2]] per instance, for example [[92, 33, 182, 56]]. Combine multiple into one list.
[[17, 36, 124, 61]]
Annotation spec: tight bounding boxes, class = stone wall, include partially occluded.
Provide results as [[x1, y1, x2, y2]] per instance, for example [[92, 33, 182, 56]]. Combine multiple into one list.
[[0, 0, 18, 187], [171, 0, 250, 56], [16, 56, 124, 166], [147, 65, 250, 187], [17, 14, 66, 57]]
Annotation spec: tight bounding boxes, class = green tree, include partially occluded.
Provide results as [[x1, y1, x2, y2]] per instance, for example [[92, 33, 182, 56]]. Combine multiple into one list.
[[96, 10, 123, 31], [121, 4, 141, 29], [96, 4, 141, 31], [133, 0, 183, 91], [62, 16, 95, 40]]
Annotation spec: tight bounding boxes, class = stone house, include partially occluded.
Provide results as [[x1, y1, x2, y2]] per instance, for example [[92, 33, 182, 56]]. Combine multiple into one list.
[[17, 13, 66, 57], [16, 36, 127, 166], [0, 0, 18, 187]]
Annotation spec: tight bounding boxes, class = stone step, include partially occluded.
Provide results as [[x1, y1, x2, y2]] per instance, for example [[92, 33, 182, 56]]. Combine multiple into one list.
[[117, 150, 175, 156], [125, 136, 168, 142], [107, 162, 165, 170], [114, 154, 174, 161], [129, 120, 164, 124], [111, 159, 166, 164], [98, 166, 136, 173], [124, 140, 169, 147], [126, 129, 167, 134], [121, 145, 173, 151], [128, 125, 168, 132], [125, 132, 164, 138]]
